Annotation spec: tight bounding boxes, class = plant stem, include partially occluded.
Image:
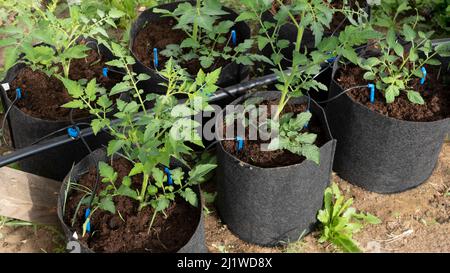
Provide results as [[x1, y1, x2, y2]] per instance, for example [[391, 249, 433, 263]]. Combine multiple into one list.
[[192, 0, 201, 43], [139, 174, 150, 209], [147, 209, 158, 234]]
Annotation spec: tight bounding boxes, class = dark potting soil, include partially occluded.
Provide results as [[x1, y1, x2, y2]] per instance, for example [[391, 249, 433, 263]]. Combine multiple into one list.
[[222, 100, 327, 168], [64, 157, 199, 253], [9, 48, 120, 121], [336, 64, 450, 122], [132, 18, 230, 75]]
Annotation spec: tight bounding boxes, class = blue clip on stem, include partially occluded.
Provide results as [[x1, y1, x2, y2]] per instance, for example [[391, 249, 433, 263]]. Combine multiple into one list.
[[164, 167, 173, 185], [16, 88, 22, 99], [420, 67, 427, 85], [368, 83, 375, 104], [102, 67, 108, 77], [153, 48, 159, 68], [231, 30, 237, 46], [67, 126, 80, 139], [84, 208, 91, 233], [236, 136, 244, 152]]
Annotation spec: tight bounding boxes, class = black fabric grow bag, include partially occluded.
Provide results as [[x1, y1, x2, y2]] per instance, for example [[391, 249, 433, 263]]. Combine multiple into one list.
[[0, 42, 119, 181], [57, 148, 207, 253], [325, 60, 450, 194], [214, 91, 336, 246], [129, 1, 251, 96]]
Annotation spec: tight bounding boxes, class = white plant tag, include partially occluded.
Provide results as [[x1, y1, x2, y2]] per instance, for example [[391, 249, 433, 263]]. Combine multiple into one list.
[[1, 83, 10, 91]]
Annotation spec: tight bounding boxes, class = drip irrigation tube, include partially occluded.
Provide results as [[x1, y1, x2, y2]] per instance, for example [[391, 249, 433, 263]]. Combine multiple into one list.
[[0, 72, 280, 167]]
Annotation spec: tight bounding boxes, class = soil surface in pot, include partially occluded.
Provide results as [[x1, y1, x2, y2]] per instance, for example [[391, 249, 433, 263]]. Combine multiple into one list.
[[132, 17, 231, 75], [64, 157, 200, 253], [336, 64, 450, 122], [222, 100, 328, 168], [9, 47, 120, 121]]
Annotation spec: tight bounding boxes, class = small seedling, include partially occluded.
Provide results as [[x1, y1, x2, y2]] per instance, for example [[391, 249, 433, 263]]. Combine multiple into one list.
[[317, 183, 381, 253]]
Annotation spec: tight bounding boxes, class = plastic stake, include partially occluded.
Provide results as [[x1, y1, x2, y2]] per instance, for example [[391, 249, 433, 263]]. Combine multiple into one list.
[[236, 136, 244, 152], [84, 208, 91, 233], [164, 167, 173, 185], [153, 48, 159, 68], [102, 67, 108, 77], [420, 67, 427, 85], [231, 30, 237, 46], [15, 88, 22, 99], [368, 83, 375, 104]]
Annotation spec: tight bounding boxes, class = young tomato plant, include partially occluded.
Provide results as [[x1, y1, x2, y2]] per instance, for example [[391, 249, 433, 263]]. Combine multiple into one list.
[[154, 0, 270, 70], [237, 0, 377, 164], [0, 0, 124, 78], [317, 183, 381, 253], [358, 19, 449, 104], [61, 41, 218, 234]]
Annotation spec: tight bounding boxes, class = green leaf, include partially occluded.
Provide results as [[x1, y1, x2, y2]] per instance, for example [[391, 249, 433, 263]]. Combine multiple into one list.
[[301, 144, 320, 165], [99, 196, 116, 214], [99, 162, 117, 183], [385, 85, 399, 103], [137, 74, 151, 81], [60, 77, 82, 98], [205, 68, 221, 85], [61, 45, 89, 60], [110, 82, 130, 95], [296, 133, 317, 144], [109, 8, 125, 18], [155, 197, 170, 212], [61, 100, 83, 109], [331, 235, 361, 253], [180, 188, 198, 207], [171, 104, 195, 117], [407, 91, 425, 105], [435, 42, 450, 57], [257, 36, 270, 51], [85, 78, 97, 98], [116, 184, 138, 200], [129, 163, 144, 176], [189, 164, 217, 184], [402, 24, 416, 42], [235, 11, 255, 22], [107, 139, 124, 156]]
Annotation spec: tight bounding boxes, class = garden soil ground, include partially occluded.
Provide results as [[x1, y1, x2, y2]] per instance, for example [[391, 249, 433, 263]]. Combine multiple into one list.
[[0, 142, 448, 253]]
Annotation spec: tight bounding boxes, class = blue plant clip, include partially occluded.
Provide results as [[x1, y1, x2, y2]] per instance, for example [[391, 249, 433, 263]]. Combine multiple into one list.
[[16, 88, 22, 99], [368, 83, 375, 104], [102, 67, 108, 77], [326, 56, 336, 63], [84, 208, 91, 233], [153, 48, 159, 68], [420, 67, 427, 85], [67, 126, 80, 139], [236, 136, 244, 152], [231, 30, 237, 46], [164, 167, 173, 185]]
